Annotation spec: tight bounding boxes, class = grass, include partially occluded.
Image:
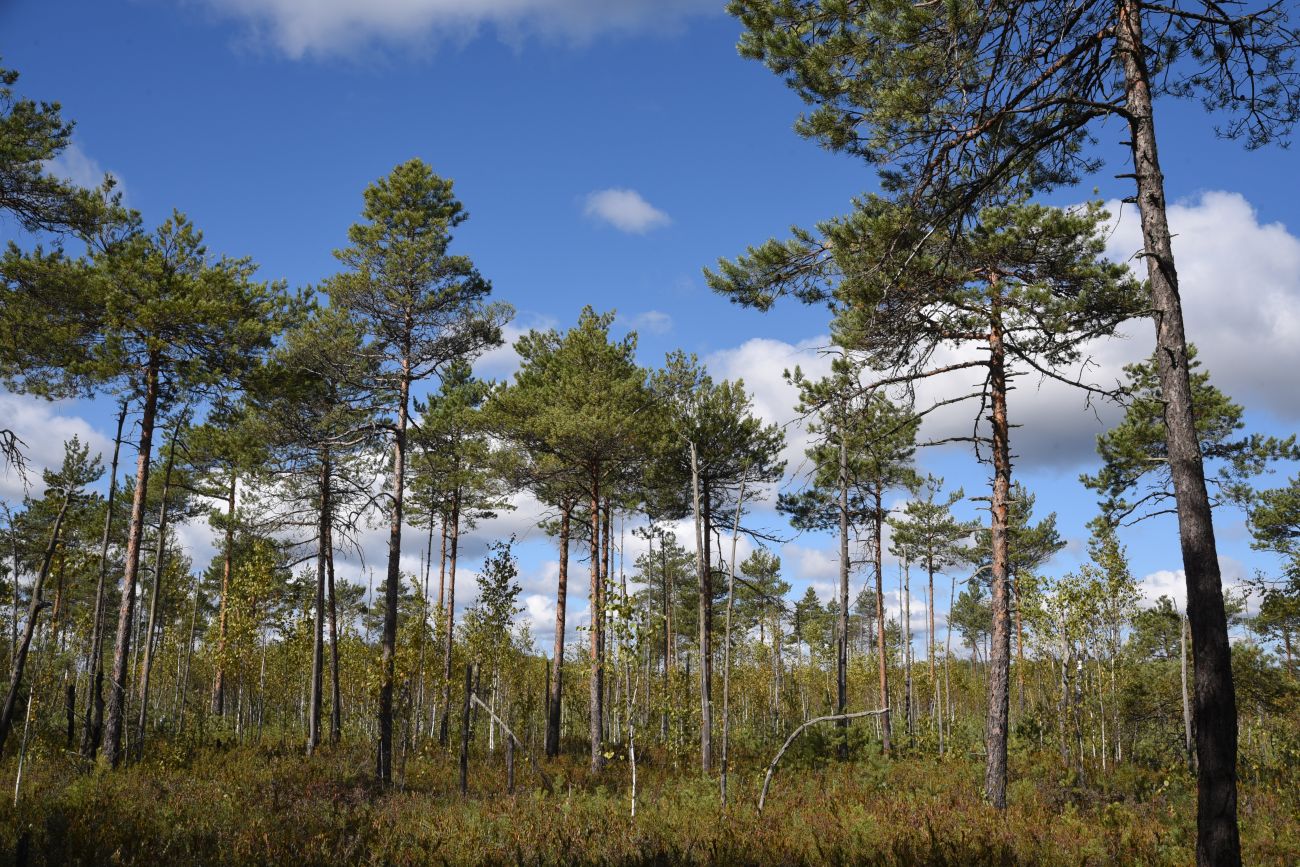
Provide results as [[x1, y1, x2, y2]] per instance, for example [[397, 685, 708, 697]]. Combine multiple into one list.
[[0, 739, 1296, 865]]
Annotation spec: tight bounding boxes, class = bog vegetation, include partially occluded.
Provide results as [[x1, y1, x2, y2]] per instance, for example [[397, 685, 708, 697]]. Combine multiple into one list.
[[0, 1, 1299, 865]]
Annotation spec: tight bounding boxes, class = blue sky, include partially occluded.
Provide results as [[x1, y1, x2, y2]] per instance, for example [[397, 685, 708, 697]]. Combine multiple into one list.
[[3, 0, 1299, 651]]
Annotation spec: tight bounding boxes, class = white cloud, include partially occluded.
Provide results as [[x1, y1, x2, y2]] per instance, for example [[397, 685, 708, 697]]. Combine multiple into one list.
[[583, 188, 671, 234], [196, 0, 720, 58], [1138, 556, 1253, 613], [1105, 191, 1300, 420], [722, 192, 1300, 473], [703, 334, 834, 475], [619, 310, 673, 335], [0, 393, 113, 502], [45, 143, 123, 196]]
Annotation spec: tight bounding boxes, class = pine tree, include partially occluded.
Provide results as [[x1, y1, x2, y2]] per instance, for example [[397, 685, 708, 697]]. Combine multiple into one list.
[[329, 159, 509, 785], [487, 308, 657, 772]]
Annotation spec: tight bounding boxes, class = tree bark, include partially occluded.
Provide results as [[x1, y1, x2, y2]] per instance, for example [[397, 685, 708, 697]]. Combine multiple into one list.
[[546, 502, 569, 757], [874, 490, 892, 755], [307, 451, 330, 755], [134, 421, 180, 755], [326, 521, 342, 743], [588, 471, 605, 773], [836, 411, 850, 759], [378, 365, 411, 785], [1115, 3, 1240, 861], [82, 401, 127, 759], [690, 443, 711, 773], [211, 470, 237, 717], [720, 479, 744, 804], [439, 494, 461, 746], [984, 291, 1013, 809], [102, 354, 160, 768]]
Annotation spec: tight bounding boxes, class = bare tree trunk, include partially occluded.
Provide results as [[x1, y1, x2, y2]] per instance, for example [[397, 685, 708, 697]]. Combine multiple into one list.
[[327, 523, 342, 742], [308, 452, 330, 755], [984, 293, 1013, 809], [439, 495, 461, 746], [212, 470, 237, 717], [546, 503, 570, 757], [690, 443, 711, 773], [874, 492, 891, 755], [836, 413, 850, 759], [720, 480, 744, 804], [905, 555, 916, 738], [588, 472, 605, 773], [377, 366, 411, 785], [103, 355, 160, 768], [927, 554, 937, 739], [944, 573, 956, 743], [1115, 3, 1239, 861], [82, 401, 127, 759], [135, 421, 181, 755]]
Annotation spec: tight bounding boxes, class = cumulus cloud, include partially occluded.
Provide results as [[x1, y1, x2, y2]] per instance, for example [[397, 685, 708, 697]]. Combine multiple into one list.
[[583, 188, 671, 234], [195, 0, 720, 58], [1105, 191, 1300, 420], [1138, 556, 1254, 614], [0, 393, 113, 501], [699, 192, 1300, 473], [703, 334, 834, 476]]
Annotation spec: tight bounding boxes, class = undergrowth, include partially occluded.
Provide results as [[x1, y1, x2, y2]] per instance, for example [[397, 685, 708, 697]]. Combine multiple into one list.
[[0, 741, 1295, 865]]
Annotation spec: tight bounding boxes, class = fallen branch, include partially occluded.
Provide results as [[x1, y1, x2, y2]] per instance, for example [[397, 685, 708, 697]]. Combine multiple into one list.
[[469, 692, 554, 795], [757, 708, 891, 815]]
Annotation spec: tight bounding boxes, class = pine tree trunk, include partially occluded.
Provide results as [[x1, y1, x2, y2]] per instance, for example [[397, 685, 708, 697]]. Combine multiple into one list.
[[588, 470, 605, 773], [327, 522, 342, 743], [720, 481, 744, 803], [984, 292, 1013, 809], [378, 366, 411, 785], [903, 556, 914, 738], [308, 451, 330, 755], [928, 554, 937, 736], [212, 470, 237, 717], [836, 415, 850, 758], [1115, 3, 1240, 860], [82, 402, 127, 760], [690, 444, 711, 773], [546, 503, 569, 757], [439, 495, 461, 746], [103, 354, 160, 768], [135, 423, 180, 756], [874, 491, 892, 755]]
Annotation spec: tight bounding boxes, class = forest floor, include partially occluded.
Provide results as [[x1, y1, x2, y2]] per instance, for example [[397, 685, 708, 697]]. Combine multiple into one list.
[[0, 738, 1296, 865]]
